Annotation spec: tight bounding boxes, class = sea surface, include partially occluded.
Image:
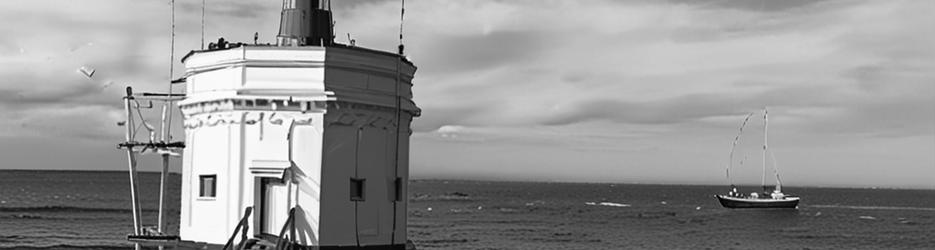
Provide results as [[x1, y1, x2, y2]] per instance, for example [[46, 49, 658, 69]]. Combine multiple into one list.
[[1, 170, 934, 249]]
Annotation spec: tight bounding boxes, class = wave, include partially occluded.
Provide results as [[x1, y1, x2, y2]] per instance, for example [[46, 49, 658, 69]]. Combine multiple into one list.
[[0, 205, 158, 213], [0, 213, 45, 219], [411, 192, 475, 202], [809, 205, 935, 211], [0, 244, 129, 250], [585, 202, 631, 207]]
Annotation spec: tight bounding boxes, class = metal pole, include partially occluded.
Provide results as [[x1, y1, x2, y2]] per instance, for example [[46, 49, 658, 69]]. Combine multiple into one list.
[[762, 108, 768, 190], [159, 0, 177, 234], [158, 105, 169, 234], [123, 87, 143, 235]]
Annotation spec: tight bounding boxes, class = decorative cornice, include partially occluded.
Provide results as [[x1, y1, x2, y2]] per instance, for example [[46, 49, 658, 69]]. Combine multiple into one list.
[[180, 99, 328, 117], [323, 102, 403, 130], [183, 111, 317, 130]]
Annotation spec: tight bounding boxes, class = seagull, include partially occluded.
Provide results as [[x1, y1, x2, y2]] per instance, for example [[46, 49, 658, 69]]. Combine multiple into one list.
[[77, 66, 95, 79]]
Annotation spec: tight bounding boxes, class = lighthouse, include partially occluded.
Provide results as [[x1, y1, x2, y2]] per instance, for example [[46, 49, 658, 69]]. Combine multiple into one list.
[[175, 0, 419, 248]]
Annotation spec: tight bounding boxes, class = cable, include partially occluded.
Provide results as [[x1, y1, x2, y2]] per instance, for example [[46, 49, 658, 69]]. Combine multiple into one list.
[[390, 3, 404, 240], [354, 127, 362, 247], [727, 112, 754, 185]]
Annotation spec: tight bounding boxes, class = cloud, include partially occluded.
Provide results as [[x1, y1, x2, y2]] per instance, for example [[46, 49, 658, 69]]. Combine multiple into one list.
[[674, 0, 835, 13], [419, 31, 550, 74], [0, 104, 124, 140], [0, 0, 931, 186], [178, 0, 276, 19], [387, 0, 933, 138]]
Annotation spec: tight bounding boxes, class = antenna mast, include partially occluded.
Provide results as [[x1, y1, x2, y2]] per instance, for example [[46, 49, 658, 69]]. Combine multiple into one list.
[[157, 0, 177, 234], [201, 0, 205, 49], [398, 0, 406, 55]]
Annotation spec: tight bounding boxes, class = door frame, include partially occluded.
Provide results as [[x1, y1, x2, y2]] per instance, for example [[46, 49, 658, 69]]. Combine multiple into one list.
[[254, 176, 285, 239]]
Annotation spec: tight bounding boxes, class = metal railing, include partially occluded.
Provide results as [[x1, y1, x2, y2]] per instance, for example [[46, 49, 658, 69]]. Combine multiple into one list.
[[223, 207, 253, 250], [275, 207, 298, 250]]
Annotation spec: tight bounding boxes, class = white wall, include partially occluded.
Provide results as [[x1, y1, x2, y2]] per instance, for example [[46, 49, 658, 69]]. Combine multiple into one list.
[[180, 116, 237, 244], [179, 45, 416, 247], [241, 111, 324, 245]]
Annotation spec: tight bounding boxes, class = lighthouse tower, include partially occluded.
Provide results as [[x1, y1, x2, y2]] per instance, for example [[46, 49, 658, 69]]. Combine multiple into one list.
[[176, 0, 419, 248]]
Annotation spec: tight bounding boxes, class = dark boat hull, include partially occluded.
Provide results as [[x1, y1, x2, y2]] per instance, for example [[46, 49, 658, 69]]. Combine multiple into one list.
[[716, 195, 799, 209]]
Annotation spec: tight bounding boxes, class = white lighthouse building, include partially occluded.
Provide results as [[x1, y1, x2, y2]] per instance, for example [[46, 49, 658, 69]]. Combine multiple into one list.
[[175, 0, 419, 248]]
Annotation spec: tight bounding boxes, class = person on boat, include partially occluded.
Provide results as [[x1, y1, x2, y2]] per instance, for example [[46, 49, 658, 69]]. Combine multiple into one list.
[[771, 189, 785, 199], [729, 185, 740, 197]]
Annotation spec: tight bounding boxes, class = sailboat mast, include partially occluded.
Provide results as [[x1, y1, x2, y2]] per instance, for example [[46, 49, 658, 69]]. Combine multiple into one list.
[[762, 108, 768, 189]]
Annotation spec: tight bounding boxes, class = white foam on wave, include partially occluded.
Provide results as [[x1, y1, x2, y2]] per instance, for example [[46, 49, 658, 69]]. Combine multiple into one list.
[[585, 202, 631, 207], [811, 205, 935, 211]]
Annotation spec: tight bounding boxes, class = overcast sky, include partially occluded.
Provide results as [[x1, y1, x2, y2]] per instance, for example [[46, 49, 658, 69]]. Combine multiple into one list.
[[0, 0, 932, 188]]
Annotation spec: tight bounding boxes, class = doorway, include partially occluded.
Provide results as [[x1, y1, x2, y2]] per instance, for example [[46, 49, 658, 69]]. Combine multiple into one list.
[[258, 177, 289, 237]]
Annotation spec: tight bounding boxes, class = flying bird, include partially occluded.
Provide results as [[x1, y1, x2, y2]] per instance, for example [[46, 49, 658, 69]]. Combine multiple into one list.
[[77, 66, 96, 79]]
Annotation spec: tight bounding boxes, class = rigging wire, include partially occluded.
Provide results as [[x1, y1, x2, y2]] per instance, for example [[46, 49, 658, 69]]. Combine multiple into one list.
[[770, 150, 782, 190], [727, 112, 754, 184], [132, 100, 156, 142]]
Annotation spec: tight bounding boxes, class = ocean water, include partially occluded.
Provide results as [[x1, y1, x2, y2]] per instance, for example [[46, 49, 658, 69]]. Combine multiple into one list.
[[0, 170, 180, 249], [2, 171, 934, 249]]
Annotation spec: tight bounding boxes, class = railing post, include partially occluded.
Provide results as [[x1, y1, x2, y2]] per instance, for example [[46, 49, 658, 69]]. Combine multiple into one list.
[[275, 207, 297, 250], [223, 207, 253, 250], [122, 86, 144, 236], [240, 222, 249, 249]]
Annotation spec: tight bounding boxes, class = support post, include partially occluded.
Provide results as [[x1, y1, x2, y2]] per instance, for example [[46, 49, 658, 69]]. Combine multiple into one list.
[[157, 102, 170, 233], [123, 87, 144, 235]]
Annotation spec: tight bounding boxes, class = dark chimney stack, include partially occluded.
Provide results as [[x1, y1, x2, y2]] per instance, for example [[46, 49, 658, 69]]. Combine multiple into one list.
[[278, 0, 334, 46]]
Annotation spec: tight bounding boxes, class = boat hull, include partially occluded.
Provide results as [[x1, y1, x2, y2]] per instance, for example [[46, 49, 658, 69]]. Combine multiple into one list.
[[716, 195, 799, 209]]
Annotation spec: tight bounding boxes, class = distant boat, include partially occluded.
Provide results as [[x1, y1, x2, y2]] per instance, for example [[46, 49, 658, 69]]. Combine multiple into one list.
[[716, 108, 799, 209]]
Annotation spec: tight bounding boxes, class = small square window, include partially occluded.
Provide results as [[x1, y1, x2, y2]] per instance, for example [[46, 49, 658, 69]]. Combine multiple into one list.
[[200, 175, 216, 198], [350, 178, 365, 201]]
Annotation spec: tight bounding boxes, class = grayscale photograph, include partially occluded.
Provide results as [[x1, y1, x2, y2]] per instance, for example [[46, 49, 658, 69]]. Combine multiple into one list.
[[0, 0, 933, 249]]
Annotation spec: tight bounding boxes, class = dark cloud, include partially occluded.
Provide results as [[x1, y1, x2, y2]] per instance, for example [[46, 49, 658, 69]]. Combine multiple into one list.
[[809, 94, 934, 138], [543, 82, 930, 138], [178, 0, 276, 19], [0, 70, 123, 110], [672, 0, 834, 12], [415, 80, 932, 139], [332, 0, 391, 10], [418, 31, 549, 74]]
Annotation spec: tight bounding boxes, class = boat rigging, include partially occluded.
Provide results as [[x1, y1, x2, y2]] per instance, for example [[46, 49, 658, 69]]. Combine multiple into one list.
[[716, 108, 800, 209]]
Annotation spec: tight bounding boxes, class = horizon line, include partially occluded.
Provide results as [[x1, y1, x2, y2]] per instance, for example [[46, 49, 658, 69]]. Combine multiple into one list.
[[2, 168, 932, 191]]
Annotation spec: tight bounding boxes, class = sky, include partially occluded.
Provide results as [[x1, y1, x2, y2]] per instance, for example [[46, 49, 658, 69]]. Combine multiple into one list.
[[0, 0, 932, 188]]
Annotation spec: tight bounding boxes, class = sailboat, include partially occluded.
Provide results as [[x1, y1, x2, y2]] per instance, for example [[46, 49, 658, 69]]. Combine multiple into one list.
[[716, 108, 799, 209]]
